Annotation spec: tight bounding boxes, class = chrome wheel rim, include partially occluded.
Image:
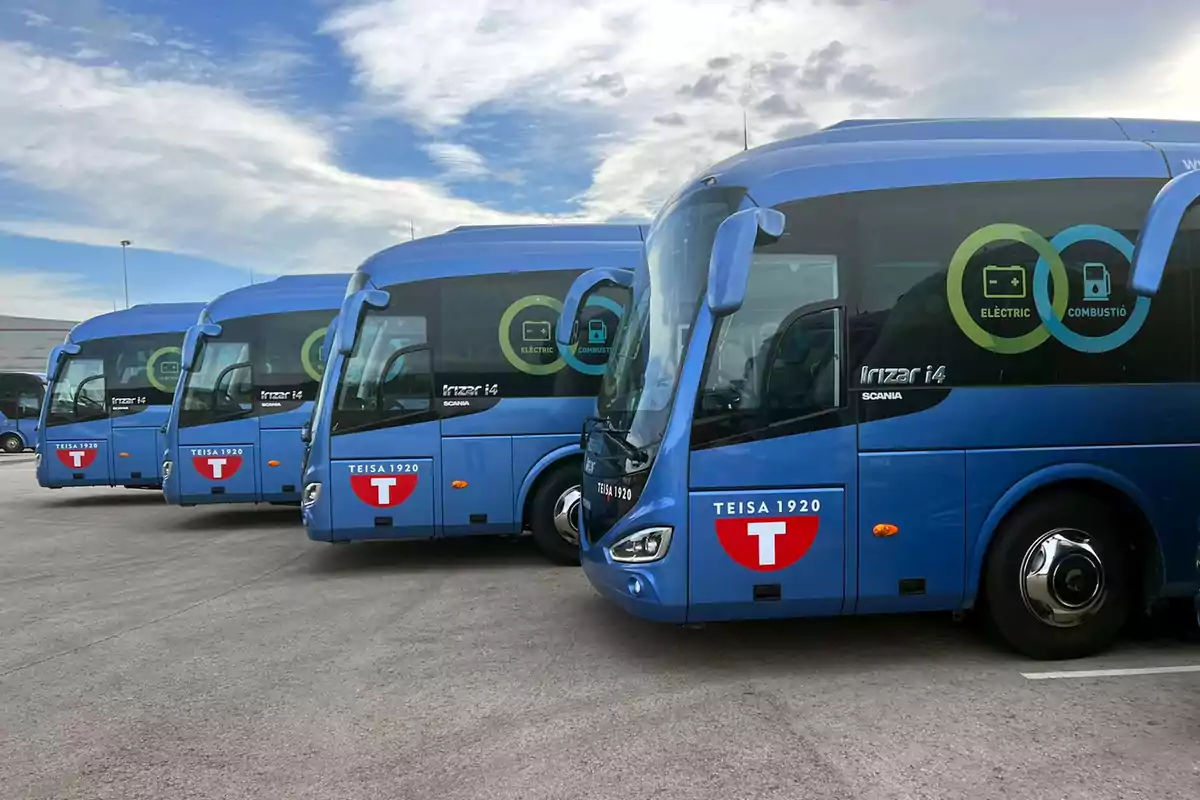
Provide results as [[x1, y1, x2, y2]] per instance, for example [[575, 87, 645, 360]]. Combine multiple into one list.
[[552, 485, 581, 545], [1019, 528, 1105, 628]]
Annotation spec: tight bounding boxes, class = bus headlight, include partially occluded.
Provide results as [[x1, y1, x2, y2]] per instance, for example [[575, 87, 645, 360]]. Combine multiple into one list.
[[609, 526, 673, 564], [302, 482, 322, 508], [162, 460, 172, 479]]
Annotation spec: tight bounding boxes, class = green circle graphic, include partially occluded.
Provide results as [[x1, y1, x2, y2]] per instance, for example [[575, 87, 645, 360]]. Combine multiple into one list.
[[498, 295, 578, 376], [146, 346, 183, 393], [946, 223, 1069, 355], [300, 328, 327, 381]]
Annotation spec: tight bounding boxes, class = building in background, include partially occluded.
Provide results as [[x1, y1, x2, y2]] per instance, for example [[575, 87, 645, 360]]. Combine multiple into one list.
[[0, 315, 75, 373]]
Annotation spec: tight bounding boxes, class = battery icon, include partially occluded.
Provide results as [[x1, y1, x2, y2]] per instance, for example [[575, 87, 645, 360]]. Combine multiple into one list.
[[982, 264, 1027, 300]]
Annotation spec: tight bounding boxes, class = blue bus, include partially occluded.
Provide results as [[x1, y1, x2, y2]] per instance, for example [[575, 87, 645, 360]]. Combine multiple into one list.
[[0, 371, 46, 453], [559, 116, 1200, 659], [162, 275, 348, 507], [36, 303, 203, 490], [302, 224, 644, 564]]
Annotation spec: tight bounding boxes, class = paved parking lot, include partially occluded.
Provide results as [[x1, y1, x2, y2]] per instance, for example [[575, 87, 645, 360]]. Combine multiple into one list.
[[3, 454, 1200, 800]]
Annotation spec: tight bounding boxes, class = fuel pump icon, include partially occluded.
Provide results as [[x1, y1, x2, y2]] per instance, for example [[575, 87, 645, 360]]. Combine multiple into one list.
[[1082, 262, 1111, 302], [587, 319, 608, 345]]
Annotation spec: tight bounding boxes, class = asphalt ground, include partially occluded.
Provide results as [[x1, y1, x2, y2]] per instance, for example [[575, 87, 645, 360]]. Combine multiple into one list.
[[2, 455, 1199, 800]]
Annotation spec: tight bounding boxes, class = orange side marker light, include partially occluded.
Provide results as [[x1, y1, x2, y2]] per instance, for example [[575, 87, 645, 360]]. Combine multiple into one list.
[[451, 480, 468, 489], [873, 523, 899, 538], [267, 460, 281, 467], [118, 452, 130, 458]]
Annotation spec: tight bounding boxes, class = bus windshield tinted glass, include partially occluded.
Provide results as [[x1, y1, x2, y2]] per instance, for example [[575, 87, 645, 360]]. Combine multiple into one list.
[[44, 333, 186, 427], [177, 310, 336, 428], [181, 338, 252, 422], [597, 186, 744, 449], [46, 353, 106, 426], [333, 311, 428, 431]]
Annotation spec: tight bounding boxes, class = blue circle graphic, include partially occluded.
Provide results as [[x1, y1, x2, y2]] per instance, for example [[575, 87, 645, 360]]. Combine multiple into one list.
[[1032, 224, 1151, 354], [560, 294, 624, 376]]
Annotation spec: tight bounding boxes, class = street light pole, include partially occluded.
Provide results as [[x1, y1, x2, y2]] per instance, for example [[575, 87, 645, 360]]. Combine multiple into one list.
[[119, 240, 132, 309]]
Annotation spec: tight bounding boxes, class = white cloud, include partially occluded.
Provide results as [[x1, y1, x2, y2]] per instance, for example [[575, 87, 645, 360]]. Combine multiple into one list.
[[20, 10, 51, 28], [423, 141, 490, 180], [0, 268, 117, 321], [0, 41, 560, 276], [325, 0, 1200, 221]]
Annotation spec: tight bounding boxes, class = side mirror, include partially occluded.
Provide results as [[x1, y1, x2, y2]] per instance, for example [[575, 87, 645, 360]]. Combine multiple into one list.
[[705, 207, 785, 317], [556, 268, 634, 346], [46, 343, 80, 382], [181, 323, 221, 371], [321, 317, 338, 364], [1129, 170, 1200, 297], [337, 289, 389, 356], [300, 421, 311, 443]]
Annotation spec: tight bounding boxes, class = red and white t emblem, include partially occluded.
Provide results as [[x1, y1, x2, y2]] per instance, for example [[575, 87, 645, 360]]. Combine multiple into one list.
[[714, 516, 819, 571], [55, 448, 98, 469], [350, 474, 418, 508], [192, 455, 243, 481]]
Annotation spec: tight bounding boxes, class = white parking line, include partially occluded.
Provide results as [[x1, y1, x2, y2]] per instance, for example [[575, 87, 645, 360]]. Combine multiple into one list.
[[1021, 664, 1200, 680]]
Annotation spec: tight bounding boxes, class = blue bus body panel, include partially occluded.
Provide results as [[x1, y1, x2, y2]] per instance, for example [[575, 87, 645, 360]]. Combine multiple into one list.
[[328, 424, 440, 541], [37, 303, 202, 490], [175, 418, 260, 504], [164, 274, 347, 506], [441, 436, 514, 535], [305, 228, 644, 543], [581, 116, 1200, 624]]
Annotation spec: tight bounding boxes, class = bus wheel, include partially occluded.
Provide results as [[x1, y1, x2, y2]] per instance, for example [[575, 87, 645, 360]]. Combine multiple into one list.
[[983, 491, 1130, 660], [0, 434, 22, 454], [529, 464, 582, 567]]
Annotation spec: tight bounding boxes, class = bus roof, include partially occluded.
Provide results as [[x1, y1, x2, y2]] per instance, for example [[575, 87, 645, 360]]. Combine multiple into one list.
[[684, 116, 1200, 213], [435, 223, 648, 243], [68, 303, 205, 342], [199, 274, 349, 323], [357, 236, 646, 288]]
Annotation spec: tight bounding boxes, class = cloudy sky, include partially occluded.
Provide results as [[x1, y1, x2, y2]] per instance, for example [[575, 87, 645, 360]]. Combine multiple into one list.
[[1, 0, 1198, 320]]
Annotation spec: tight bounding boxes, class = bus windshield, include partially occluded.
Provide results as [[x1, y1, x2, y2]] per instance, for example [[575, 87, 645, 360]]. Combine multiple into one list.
[[45, 333, 186, 427], [597, 186, 744, 450], [46, 351, 106, 426], [333, 310, 429, 433], [181, 336, 252, 421]]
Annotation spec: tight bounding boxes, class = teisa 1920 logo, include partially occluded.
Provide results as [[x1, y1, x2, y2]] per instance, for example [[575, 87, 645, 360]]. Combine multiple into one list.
[[192, 455, 243, 481], [714, 514, 819, 571], [54, 443, 99, 469], [350, 473, 418, 508]]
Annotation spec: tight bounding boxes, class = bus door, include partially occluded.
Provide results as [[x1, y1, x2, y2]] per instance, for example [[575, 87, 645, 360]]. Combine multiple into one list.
[[685, 214, 852, 620], [42, 347, 113, 485], [178, 338, 259, 503], [329, 312, 438, 540]]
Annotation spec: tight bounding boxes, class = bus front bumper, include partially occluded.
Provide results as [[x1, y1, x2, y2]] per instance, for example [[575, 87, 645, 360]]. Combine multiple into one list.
[[579, 531, 687, 624]]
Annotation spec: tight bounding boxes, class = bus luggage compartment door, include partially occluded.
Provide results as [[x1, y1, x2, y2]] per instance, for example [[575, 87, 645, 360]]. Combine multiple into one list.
[[259, 427, 306, 502], [111, 427, 161, 485], [181, 444, 258, 503], [330, 457, 435, 540], [687, 487, 845, 621]]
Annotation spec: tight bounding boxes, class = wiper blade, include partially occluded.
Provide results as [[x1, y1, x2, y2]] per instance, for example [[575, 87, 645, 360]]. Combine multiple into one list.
[[332, 409, 424, 437], [592, 417, 648, 465]]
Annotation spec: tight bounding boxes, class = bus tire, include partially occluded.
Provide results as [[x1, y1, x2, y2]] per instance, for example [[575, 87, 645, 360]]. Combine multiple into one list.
[[983, 490, 1130, 661], [529, 463, 583, 567], [0, 433, 22, 454]]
